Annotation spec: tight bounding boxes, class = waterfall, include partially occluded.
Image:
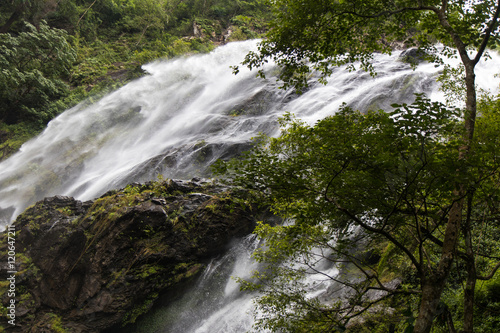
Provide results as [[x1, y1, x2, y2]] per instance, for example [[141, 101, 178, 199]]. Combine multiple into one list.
[[1, 41, 498, 225], [120, 234, 264, 333], [1, 40, 500, 332]]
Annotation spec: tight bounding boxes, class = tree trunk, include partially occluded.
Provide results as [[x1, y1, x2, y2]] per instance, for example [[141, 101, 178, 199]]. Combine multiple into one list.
[[413, 185, 465, 332], [0, 4, 25, 33], [463, 63, 477, 148], [409, 4, 487, 331], [459, 62, 478, 333], [462, 193, 476, 333], [414, 277, 448, 333], [463, 251, 476, 333], [413, 174, 466, 332]]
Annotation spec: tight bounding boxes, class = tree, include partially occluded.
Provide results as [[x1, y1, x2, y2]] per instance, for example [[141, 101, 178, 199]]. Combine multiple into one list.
[[120, 0, 171, 45], [0, 21, 76, 125], [0, 0, 27, 33], [230, 1, 500, 332], [216, 96, 500, 332], [0, 0, 59, 33]]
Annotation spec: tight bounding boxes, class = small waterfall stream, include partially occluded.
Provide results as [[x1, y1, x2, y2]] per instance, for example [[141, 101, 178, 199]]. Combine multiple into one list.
[[1, 40, 499, 332], [122, 235, 263, 333]]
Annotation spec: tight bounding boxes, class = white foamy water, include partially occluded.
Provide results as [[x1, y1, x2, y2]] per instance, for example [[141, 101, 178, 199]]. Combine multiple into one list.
[[1, 41, 498, 225], [1, 40, 499, 332]]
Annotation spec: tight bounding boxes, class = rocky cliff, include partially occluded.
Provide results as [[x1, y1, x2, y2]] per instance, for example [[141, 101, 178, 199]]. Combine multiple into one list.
[[0, 178, 263, 332]]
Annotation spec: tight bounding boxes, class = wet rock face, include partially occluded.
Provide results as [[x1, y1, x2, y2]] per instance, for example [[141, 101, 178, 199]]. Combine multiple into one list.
[[0, 179, 261, 332], [399, 47, 427, 65]]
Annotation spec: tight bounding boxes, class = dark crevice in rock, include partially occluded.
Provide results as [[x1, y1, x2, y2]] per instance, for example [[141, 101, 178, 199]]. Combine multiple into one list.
[[0, 178, 268, 332]]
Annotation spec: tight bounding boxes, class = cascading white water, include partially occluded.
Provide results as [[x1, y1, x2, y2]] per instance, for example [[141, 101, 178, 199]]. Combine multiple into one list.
[[1, 41, 498, 226], [1, 40, 500, 332], [0, 40, 284, 224], [121, 234, 264, 333]]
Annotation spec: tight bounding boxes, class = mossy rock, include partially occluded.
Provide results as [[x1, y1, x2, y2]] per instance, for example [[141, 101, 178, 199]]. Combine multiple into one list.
[[0, 178, 265, 332]]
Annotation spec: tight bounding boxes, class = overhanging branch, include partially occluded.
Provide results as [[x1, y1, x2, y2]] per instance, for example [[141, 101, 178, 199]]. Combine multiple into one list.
[[477, 262, 500, 280], [473, 0, 500, 65], [324, 193, 423, 276]]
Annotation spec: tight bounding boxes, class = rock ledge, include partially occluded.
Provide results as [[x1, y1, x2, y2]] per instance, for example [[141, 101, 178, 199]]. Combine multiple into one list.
[[0, 179, 261, 332]]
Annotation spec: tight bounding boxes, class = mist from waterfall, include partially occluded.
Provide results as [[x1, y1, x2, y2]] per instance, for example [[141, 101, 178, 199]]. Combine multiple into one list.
[[1, 40, 499, 332], [2, 40, 489, 225]]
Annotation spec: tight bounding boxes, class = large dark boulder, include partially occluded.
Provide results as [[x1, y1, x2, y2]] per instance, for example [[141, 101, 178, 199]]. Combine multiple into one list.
[[0, 179, 262, 332]]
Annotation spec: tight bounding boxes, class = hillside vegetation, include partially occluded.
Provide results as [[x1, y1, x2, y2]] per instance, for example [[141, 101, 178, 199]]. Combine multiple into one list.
[[0, 0, 270, 160]]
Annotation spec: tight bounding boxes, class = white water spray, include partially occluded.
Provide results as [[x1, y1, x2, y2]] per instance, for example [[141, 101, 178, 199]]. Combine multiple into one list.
[[1, 41, 499, 225], [1, 40, 500, 332]]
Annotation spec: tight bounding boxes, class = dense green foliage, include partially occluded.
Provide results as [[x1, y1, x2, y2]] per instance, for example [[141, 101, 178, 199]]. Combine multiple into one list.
[[239, 0, 500, 90], [215, 95, 500, 332], [224, 1, 500, 332], [0, 0, 271, 160], [0, 21, 76, 125]]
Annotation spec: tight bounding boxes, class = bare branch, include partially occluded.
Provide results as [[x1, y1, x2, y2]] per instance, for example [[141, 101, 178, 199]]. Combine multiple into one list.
[[77, 0, 98, 27], [335, 5, 438, 20], [324, 193, 423, 275], [477, 262, 500, 280], [473, 1, 500, 65]]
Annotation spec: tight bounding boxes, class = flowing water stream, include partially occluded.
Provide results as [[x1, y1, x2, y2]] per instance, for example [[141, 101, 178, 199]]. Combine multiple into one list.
[[1, 40, 499, 332]]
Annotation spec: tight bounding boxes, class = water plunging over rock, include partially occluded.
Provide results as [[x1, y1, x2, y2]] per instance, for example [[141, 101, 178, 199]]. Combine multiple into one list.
[[0, 40, 499, 332], [0, 179, 266, 332], [0, 40, 483, 226]]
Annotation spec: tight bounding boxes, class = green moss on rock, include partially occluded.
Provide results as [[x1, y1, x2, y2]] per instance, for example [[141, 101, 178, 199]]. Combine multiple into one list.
[[0, 178, 264, 332]]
